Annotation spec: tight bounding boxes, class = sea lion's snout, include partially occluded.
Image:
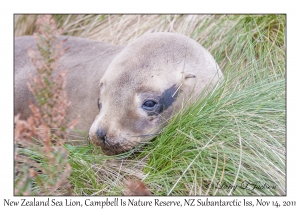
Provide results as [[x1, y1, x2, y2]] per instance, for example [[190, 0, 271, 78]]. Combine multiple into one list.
[[91, 127, 126, 156]]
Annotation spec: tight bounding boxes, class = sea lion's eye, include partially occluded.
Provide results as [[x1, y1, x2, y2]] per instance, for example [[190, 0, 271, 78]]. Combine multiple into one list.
[[142, 100, 157, 111]]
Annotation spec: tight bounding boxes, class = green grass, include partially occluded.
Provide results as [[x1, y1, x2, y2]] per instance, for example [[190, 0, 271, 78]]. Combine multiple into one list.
[[15, 14, 286, 195], [140, 70, 285, 195]]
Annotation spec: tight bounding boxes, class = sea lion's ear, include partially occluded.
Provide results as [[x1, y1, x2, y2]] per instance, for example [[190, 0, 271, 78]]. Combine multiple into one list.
[[184, 73, 196, 79]]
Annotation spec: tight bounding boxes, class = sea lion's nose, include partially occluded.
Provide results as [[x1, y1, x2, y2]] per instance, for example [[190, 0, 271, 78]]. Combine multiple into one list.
[[96, 128, 107, 143]]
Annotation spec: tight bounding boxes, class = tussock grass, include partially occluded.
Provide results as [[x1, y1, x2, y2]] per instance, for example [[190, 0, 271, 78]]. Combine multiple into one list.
[[140, 69, 285, 195], [15, 14, 285, 195]]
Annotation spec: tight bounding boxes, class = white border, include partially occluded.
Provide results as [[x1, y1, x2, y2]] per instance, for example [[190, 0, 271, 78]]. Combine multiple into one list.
[[2, 1, 299, 209]]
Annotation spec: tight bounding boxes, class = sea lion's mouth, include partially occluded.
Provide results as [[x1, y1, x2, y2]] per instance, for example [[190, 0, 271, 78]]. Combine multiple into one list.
[[101, 143, 127, 156], [90, 135, 129, 156], [101, 146, 121, 156]]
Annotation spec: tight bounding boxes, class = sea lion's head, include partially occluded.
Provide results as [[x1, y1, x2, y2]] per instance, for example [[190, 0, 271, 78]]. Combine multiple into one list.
[[89, 32, 222, 155]]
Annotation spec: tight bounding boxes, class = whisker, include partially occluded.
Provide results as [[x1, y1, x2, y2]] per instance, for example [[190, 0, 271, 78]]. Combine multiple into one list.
[[172, 83, 182, 97], [127, 132, 162, 137], [138, 141, 153, 144]]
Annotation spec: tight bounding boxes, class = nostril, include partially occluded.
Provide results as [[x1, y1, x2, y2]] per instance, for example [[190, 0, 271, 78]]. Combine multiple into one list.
[[96, 128, 107, 143]]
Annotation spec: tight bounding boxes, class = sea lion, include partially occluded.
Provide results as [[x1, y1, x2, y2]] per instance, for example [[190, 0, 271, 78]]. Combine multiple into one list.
[[88, 32, 223, 155], [14, 33, 223, 156]]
